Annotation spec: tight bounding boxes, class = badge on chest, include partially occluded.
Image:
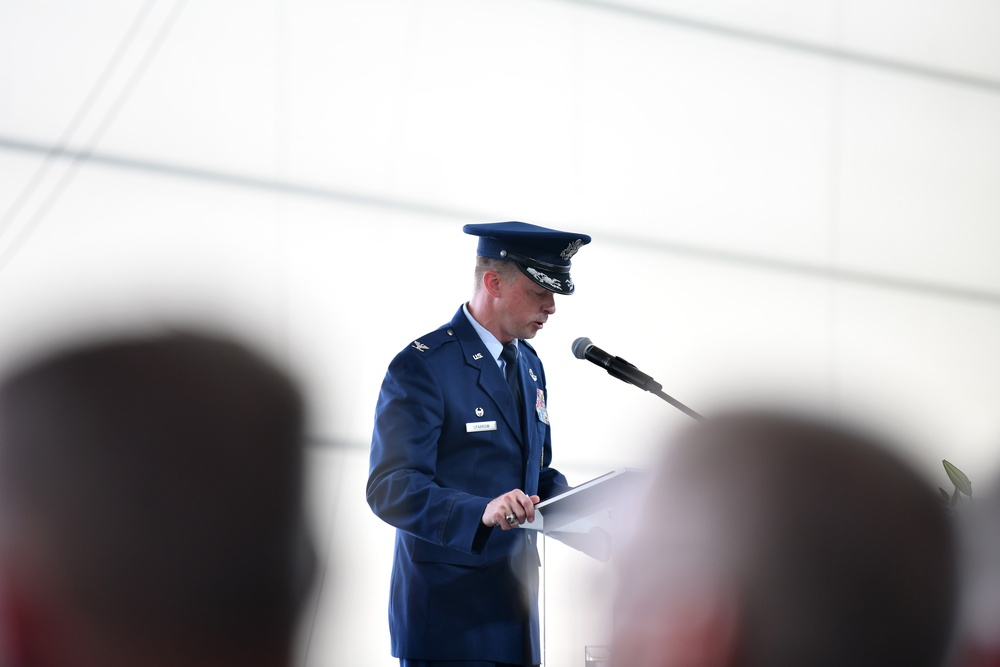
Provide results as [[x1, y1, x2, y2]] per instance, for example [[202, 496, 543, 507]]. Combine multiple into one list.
[[535, 388, 548, 424], [466, 420, 498, 432]]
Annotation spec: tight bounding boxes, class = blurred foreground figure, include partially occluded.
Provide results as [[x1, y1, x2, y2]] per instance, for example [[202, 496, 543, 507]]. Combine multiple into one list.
[[0, 332, 315, 667], [612, 412, 958, 667], [954, 476, 1000, 667]]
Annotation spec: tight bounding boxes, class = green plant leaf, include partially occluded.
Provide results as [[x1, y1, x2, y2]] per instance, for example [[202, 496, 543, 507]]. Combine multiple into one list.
[[943, 460, 973, 497]]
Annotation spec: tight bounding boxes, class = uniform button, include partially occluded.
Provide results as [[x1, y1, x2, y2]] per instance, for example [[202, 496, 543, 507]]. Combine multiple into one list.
[[447, 329, 454, 336]]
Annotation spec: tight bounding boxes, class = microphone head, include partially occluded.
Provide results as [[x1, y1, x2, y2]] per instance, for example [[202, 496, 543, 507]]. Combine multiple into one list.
[[571, 337, 593, 360]]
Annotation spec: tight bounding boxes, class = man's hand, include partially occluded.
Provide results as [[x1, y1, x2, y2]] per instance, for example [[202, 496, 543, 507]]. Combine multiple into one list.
[[482, 490, 540, 530]]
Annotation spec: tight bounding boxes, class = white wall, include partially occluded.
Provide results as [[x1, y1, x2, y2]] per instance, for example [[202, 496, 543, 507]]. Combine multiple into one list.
[[2, 1, 999, 665]]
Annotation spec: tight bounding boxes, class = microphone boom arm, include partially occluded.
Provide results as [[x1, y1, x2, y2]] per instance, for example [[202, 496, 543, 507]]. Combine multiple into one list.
[[572, 337, 703, 421], [650, 386, 702, 420]]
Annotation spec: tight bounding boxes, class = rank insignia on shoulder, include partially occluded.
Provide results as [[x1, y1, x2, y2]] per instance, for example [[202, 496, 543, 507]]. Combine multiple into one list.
[[411, 340, 430, 352]]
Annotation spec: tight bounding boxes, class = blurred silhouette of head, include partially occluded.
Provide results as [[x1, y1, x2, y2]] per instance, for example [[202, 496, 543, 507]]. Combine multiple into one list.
[[0, 330, 316, 667], [613, 411, 958, 667]]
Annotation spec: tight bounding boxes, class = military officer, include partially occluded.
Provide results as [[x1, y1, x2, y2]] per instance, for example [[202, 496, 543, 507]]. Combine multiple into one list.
[[367, 221, 591, 667]]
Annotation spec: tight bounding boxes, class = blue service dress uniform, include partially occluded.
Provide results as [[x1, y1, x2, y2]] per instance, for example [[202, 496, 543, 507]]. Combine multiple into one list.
[[367, 305, 570, 665]]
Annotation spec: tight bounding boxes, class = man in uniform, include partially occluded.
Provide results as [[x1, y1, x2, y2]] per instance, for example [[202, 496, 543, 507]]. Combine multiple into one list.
[[367, 221, 591, 667]]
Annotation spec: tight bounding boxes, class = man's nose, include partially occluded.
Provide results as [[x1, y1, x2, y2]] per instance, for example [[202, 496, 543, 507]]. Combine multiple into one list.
[[542, 292, 556, 314]]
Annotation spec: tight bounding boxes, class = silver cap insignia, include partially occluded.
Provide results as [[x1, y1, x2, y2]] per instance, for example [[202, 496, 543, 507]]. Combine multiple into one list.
[[560, 239, 584, 260]]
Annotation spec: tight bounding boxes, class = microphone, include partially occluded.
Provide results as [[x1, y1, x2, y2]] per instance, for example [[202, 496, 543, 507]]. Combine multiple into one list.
[[571, 337, 662, 393]]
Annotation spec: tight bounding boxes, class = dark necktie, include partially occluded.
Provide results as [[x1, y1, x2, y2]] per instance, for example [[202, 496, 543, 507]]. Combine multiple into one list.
[[500, 342, 523, 420]]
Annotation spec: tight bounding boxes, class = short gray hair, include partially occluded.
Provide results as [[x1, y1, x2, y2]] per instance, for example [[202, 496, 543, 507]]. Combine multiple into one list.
[[473, 255, 521, 292]]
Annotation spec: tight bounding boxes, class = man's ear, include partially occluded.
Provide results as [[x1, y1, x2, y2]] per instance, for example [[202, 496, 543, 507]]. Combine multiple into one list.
[[612, 589, 741, 667], [482, 269, 504, 298]]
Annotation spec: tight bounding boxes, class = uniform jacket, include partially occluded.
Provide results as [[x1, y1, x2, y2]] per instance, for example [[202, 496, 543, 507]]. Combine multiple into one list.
[[367, 305, 570, 663]]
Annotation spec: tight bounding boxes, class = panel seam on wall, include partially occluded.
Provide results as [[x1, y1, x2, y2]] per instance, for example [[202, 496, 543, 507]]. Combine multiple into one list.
[[552, 0, 1000, 95], [2, 135, 997, 309]]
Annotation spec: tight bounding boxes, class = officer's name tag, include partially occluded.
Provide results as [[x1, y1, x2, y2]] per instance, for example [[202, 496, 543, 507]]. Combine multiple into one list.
[[466, 420, 497, 433]]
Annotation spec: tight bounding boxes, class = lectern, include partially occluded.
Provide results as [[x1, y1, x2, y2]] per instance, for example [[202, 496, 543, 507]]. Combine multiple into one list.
[[522, 468, 649, 666]]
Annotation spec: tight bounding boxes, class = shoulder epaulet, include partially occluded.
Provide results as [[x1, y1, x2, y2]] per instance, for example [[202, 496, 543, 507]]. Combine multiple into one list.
[[406, 324, 459, 355]]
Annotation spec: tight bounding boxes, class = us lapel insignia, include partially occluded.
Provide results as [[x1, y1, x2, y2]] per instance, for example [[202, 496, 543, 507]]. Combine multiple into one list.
[[472, 352, 484, 361], [528, 368, 537, 382]]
